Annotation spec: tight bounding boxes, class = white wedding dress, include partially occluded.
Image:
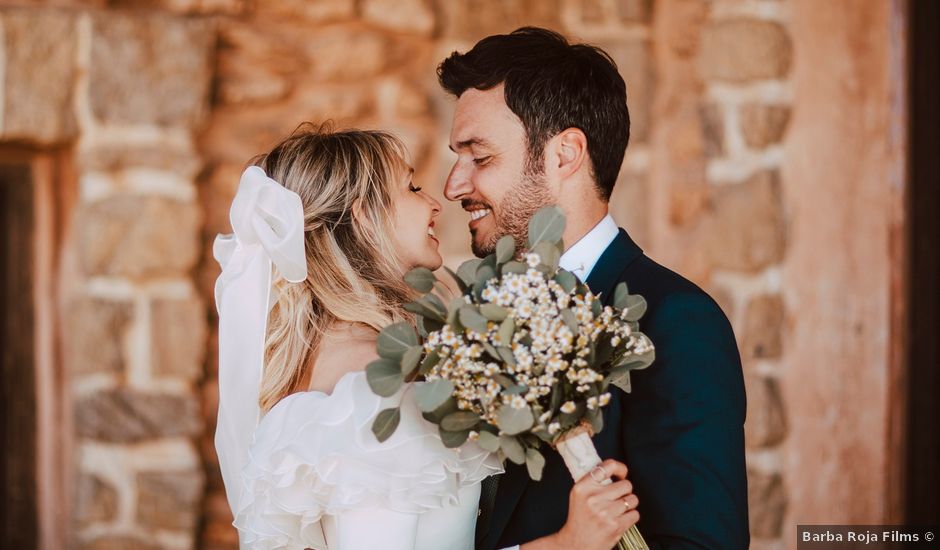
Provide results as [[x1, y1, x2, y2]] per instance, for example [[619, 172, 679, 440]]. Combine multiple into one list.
[[232, 370, 502, 550]]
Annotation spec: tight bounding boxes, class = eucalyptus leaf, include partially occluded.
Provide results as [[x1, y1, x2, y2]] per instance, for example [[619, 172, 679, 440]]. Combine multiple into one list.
[[560, 309, 579, 334], [372, 407, 401, 442], [404, 267, 436, 294], [591, 299, 602, 318], [439, 427, 470, 448], [501, 261, 528, 275], [615, 347, 655, 370], [414, 386, 447, 412], [496, 346, 517, 366], [554, 270, 578, 293], [425, 293, 448, 317], [404, 298, 445, 322], [480, 303, 508, 322], [586, 407, 604, 435], [496, 235, 516, 264], [525, 448, 546, 481], [613, 283, 631, 310], [623, 294, 648, 322], [482, 342, 500, 360], [400, 346, 423, 376], [528, 205, 566, 247], [608, 371, 632, 393], [442, 410, 481, 431], [422, 397, 458, 423], [497, 404, 534, 435], [377, 322, 418, 360], [418, 349, 441, 375], [366, 358, 404, 397], [416, 317, 428, 338], [457, 258, 483, 286], [459, 306, 489, 334], [477, 430, 501, 453], [531, 241, 560, 271], [475, 263, 497, 285], [503, 384, 528, 395], [443, 266, 468, 293], [421, 316, 444, 335], [550, 381, 563, 412], [499, 435, 526, 464], [446, 297, 465, 324], [497, 318, 515, 347], [492, 373, 516, 388]]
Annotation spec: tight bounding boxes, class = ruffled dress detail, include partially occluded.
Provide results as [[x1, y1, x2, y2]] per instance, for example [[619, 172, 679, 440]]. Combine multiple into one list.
[[232, 371, 502, 549]]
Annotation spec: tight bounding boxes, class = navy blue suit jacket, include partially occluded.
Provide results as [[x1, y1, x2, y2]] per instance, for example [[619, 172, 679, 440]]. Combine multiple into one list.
[[477, 229, 750, 550]]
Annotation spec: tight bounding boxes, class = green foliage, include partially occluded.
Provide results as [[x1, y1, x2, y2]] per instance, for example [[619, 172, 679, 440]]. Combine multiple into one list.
[[528, 206, 566, 247], [525, 448, 546, 481], [366, 358, 404, 397], [376, 322, 418, 361], [372, 407, 401, 443], [404, 267, 437, 293], [497, 404, 534, 435]]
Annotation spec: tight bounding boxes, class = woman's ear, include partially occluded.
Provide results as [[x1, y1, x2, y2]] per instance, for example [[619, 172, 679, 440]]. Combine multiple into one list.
[[351, 198, 370, 231]]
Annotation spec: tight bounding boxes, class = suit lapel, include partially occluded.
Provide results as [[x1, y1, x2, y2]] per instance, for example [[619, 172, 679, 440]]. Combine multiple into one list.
[[585, 229, 644, 301], [482, 229, 642, 549], [483, 462, 529, 549]]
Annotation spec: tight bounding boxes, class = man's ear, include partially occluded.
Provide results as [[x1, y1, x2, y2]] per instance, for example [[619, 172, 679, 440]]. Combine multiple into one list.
[[553, 128, 588, 180]]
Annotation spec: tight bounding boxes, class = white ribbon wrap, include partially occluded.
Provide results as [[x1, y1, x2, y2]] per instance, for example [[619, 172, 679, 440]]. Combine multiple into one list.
[[213, 166, 307, 525]]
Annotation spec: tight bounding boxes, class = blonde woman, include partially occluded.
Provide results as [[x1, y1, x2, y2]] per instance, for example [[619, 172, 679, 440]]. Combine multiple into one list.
[[215, 124, 641, 550], [213, 125, 501, 550]]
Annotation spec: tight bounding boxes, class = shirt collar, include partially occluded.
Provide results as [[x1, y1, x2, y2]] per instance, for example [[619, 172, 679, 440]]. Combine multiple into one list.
[[559, 214, 619, 281]]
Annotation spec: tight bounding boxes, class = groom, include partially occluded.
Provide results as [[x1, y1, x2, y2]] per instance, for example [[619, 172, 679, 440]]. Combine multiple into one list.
[[438, 28, 749, 549]]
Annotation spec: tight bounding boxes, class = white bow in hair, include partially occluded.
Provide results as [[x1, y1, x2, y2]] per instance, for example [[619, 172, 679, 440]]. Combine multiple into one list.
[[212, 165, 307, 526]]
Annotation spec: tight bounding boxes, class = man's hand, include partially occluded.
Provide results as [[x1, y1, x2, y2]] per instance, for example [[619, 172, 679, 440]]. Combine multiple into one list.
[[520, 459, 639, 550]]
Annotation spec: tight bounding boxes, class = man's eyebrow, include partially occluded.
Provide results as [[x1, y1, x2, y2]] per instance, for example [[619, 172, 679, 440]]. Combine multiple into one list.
[[451, 138, 492, 151]]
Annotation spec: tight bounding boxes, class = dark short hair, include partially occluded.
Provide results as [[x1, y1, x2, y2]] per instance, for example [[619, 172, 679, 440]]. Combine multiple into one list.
[[437, 27, 630, 201]]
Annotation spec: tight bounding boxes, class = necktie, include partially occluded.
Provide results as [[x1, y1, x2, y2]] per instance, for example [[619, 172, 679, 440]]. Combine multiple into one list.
[[475, 473, 500, 544]]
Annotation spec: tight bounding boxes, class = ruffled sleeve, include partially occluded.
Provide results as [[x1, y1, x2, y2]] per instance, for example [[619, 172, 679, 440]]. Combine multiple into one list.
[[232, 371, 502, 550]]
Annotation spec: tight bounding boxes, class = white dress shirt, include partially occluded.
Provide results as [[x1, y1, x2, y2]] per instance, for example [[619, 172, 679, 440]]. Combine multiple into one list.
[[496, 213, 618, 550], [558, 213, 619, 282]]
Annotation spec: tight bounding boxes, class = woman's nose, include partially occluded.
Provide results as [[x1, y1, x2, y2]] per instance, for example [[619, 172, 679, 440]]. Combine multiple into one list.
[[428, 193, 442, 216]]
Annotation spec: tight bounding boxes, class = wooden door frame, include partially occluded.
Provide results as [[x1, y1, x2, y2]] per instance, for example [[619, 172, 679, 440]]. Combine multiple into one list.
[[0, 147, 74, 550]]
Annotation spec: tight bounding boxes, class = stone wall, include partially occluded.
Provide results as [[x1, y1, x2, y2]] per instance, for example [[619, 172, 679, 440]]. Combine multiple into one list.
[[648, 1, 793, 546], [0, 1, 908, 549], [1, 5, 213, 549]]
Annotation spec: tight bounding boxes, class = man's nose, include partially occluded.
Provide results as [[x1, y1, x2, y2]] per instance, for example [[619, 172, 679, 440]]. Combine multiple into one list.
[[444, 163, 473, 202]]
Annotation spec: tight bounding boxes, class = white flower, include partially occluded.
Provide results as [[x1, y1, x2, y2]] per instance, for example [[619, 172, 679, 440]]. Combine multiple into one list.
[[525, 253, 541, 267], [548, 422, 561, 435], [560, 401, 577, 414]]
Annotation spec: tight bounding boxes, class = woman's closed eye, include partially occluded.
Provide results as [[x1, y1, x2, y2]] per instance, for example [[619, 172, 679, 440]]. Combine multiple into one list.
[[472, 156, 492, 166], [409, 184, 423, 193]]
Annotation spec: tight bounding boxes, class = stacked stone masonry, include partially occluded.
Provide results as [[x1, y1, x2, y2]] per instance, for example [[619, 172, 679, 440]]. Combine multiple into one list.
[[0, 0, 798, 548]]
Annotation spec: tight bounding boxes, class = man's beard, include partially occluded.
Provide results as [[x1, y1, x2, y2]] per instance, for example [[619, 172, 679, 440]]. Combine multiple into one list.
[[471, 168, 554, 258]]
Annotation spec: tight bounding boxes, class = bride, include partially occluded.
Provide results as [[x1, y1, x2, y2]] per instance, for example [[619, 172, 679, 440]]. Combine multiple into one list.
[[213, 124, 640, 550]]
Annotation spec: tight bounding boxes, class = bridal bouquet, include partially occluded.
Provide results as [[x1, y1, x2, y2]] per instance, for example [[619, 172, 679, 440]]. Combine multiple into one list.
[[367, 206, 655, 550]]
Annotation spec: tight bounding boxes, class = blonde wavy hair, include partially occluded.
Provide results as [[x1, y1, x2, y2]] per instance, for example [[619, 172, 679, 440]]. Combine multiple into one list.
[[253, 124, 416, 412]]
